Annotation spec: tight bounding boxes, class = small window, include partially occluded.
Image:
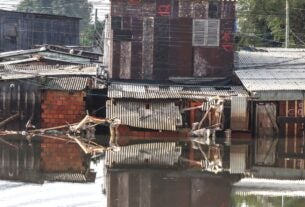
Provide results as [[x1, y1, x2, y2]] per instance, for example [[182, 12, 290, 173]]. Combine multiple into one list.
[[193, 19, 220, 47], [145, 103, 150, 109]]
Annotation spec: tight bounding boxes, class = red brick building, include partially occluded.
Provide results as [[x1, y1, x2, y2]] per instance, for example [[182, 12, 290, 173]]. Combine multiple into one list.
[[41, 76, 89, 128]]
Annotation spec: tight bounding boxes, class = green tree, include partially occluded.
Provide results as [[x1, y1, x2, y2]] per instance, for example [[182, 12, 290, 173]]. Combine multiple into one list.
[[17, 0, 95, 45], [237, 0, 305, 48], [81, 20, 104, 47]]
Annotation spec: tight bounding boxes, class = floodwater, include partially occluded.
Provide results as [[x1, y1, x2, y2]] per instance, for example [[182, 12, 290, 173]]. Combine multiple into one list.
[[233, 178, 305, 207], [0, 136, 304, 207], [0, 161, 106, 207], [0, 136, 106, 206]]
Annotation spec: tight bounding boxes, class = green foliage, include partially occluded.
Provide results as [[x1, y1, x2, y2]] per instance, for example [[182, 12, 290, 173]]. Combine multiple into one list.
[[233, 195, 305, 207], [17, 0, 95, 45], [80, 20, 104, 47], [237, 0, 305, 48]]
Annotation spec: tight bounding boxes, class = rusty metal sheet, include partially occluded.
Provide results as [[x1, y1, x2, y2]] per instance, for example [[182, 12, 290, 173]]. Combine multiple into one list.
[[193, 48, 233, 77], [168, 18, 193, 77], [105, 142, 182, 167], [106, 100, 181, 131]]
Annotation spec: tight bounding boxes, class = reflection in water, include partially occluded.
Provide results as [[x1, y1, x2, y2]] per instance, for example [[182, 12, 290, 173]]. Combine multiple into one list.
[[233, 194, 305, 207], [107, 169, 233, 207], [0, 135, 95, 183], [232, 179, 305, 207]]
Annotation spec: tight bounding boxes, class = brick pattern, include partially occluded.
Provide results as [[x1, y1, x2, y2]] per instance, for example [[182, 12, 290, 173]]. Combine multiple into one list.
[[41, 90, 86, 128], [40, 138, 88, 173]]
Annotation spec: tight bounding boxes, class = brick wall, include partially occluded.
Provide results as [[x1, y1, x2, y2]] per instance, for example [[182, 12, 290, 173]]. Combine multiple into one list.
[[41, 90, 86, 128], [40, 138, 89, 173]]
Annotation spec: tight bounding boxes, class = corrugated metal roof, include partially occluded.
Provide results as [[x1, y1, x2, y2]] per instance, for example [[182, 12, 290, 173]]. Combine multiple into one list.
[[235, 48, 305, 70], [235, 69, 305, 92], [0, 64, 97, 80], [108, 82, 248, 100], [106, 100, 182, 131], [105, 142, 182, 168], [0, 48, 47, 59], [42, 76, 90, 91]]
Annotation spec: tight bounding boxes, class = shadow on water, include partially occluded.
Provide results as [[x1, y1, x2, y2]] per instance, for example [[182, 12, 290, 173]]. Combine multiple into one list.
[[0, 135, 96, 184]]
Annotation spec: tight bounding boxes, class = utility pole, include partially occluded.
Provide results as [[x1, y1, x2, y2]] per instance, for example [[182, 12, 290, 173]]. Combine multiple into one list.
[[285, 0, 289, 48], [94, 9, 98, 30]]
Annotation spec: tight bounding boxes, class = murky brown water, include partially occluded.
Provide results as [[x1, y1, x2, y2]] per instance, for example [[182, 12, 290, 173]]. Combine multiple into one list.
[[0, 136, 305, 206]]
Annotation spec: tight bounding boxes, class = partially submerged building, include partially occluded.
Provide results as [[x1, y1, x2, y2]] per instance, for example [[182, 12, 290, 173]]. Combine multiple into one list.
[[233, 48, 305, 178], [0, 64, 106, 130], [0, 10, 80, 52], [106, 81, 248, 143], [0, 136, 95, 183]]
